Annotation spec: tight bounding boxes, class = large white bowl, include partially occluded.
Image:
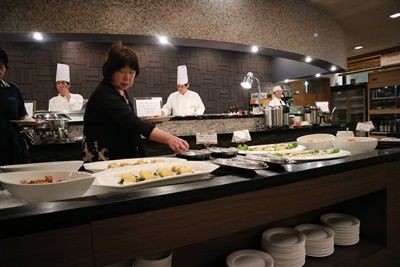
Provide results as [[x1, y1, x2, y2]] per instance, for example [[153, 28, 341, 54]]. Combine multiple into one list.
[[0, 160, 83, 173], [332, 137, 377, 155], [297, 134, 336, 150], [0, 171, 94, 202]]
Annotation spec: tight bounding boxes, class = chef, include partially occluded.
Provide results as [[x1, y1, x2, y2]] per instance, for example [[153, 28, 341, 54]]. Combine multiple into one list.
[[268, 85, 286, 107], [48, 63, 84, 112], [161, 65, 205, 116]]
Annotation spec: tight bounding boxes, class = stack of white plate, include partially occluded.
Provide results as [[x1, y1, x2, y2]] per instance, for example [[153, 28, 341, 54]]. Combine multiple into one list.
[[226, 249, 274, 267], [261, 227, 306, 267], [320, 213, 360, 246], [133, 252, 172, 267], [294, 224, 335, 257]]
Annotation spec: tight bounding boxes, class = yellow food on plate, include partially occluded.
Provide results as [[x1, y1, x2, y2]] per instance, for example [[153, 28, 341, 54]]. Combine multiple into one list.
[[175, 166, 193, 174], [108, 163, 120, 168], [121, 172, 137, 183], [139, 170, 156, 180], [135, 159, 148, 165], [157, 168, 173, 177], [120, 162, 135, 167], [151, 159, 165, 163]]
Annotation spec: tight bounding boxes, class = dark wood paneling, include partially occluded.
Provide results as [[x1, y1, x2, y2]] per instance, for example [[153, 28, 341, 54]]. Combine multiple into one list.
[[0, 225, 94, 267], [0, 42, 272, 112]]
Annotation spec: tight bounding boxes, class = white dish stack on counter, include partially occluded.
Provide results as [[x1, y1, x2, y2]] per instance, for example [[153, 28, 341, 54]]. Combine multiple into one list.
[[132, 252, 172, 267], [320, 213, 360, 246], [294, 224, 335, 257], [261, 227, 306, 267], [226, 249, 274, 267]]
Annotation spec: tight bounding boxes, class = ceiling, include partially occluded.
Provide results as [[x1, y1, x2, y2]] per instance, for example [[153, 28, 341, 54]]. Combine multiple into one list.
[[305, 0, 400, 58]]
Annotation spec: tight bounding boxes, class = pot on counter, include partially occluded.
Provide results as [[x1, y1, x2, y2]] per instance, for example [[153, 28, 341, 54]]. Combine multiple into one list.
[[32, 111, 71, 143]]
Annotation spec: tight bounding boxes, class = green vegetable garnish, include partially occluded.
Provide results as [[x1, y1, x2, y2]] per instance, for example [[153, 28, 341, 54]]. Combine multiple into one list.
[[237, 144, 249, 150], [330, 148, 340, 154], [273, 153, 284, 157], [286, 142, 298, 149]]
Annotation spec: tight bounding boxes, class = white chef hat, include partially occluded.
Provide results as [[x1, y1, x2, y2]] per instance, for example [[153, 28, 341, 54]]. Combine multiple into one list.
[[273, 85, 283, 92], [177, 65, 188, 85], [56, 63, 70, 83]]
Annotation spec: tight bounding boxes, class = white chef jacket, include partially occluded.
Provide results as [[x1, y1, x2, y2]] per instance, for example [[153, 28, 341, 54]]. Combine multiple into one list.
[[268, 97, 286, 107], [48, 93, 84, 112], [161, 90, 205, 116]]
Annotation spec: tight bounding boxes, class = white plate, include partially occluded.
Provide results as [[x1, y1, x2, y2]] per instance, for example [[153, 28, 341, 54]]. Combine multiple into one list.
[[262, 227, 306, 247], [226, 249, 274, 267], [84, 157, 186, 172], [272, 149, 351, 162], [294, 224, 334, 241], [94, 161, 219, 189], [0, 171, 94, 202], [238, 142, 305, 155], [0, 160, 83, 172], [320, 213, 360, 227]]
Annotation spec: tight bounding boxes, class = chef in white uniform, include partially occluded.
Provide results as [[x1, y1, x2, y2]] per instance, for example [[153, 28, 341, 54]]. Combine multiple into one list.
[[161, 65, 205, 116], [48, 63, 84, 112], [268, 85, 286, 107]]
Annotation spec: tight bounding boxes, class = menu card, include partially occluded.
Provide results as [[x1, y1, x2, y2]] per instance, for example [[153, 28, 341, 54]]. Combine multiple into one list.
[[232, 129, 252, 143], [135, 97, 162, 117], [356, 121, 375, 132], [196, 130, 218, 145]]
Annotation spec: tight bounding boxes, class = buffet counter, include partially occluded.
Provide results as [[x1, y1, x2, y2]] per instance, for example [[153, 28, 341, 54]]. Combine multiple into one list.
[[0, 148, 399, 266]]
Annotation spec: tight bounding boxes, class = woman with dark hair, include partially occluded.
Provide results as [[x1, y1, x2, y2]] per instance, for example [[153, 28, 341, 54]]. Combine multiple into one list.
[[0, 47, 31, 165], [82, 42, 189, 162]]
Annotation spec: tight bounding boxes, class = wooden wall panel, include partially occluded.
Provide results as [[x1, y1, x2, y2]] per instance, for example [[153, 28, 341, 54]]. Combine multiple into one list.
[[0, 41, 272, 112]]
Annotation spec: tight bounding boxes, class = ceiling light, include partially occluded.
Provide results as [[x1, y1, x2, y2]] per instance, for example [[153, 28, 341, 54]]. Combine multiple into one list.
[[315, 73, 321, 78], [389, 13, 400, 18], [305, 56, 312, 63], [330, 65, 337, 72], [251, 45, 259, 53], [284, 79, 289, 83], [32, 32, 44, 41], [158, 36, 169, 45], [354, 46, 363, 50]]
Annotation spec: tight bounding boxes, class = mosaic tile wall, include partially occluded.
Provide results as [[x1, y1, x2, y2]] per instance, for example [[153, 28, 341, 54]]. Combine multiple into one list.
[[0, 41, 272, 112], [0, 0, 346, 68]]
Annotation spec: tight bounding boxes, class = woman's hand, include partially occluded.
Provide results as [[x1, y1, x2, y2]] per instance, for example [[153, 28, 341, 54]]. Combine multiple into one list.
[[167, 136, 189, 153]]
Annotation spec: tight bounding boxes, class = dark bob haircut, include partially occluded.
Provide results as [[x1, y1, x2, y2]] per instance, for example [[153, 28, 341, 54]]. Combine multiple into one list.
[[102, 41, 140, 82], [0, 47, 9, 70]]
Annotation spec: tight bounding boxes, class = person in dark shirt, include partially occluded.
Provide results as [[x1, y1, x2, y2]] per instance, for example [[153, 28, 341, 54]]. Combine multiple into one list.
[[0, 48, 30, 165], [82, 42, 189, 162]]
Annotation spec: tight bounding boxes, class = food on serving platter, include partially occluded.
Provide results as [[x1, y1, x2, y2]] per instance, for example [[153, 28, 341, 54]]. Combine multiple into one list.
[[238, 142, 299, 152], [237, 144, 249, 151], [19, 175, 64, 184], [107, 159, 166, 169], [139, 170, 156, 180], [272, 148, 340, 158], [157, 168, 174, 177], [118, 165, 194, 184]]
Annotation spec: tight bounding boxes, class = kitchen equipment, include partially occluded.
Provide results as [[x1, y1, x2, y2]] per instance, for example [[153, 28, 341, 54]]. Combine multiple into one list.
[[304, 107, 311, 123], [310, 106, 322, 125], [283, 105, 290, 126], [32, 111, 71, 144], [264, 107, 273, 128], [271, 106, 283, 127]]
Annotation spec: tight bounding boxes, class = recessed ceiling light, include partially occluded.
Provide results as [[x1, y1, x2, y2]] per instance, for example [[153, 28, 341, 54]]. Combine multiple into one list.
[[251, 45, 259, 53], [315, 73, 321, 78], [330, 65, 337, 72], [305, 56, 312, 63], [158, 36, 169, 45], [313, 33, 319, 38], [32, 32, 44, 41], [284, 79, 290, 83], [389, 13, 400, 18], [354, 46, 363, 50]]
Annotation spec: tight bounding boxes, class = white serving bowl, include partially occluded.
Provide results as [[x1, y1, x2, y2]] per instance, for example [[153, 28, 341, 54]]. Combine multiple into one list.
[[297, 134, 336, 150], [332, 137, 377, 155], [336, 131, 354, 137], [0, 171, 94, 202], [0, 160, 83, 173]]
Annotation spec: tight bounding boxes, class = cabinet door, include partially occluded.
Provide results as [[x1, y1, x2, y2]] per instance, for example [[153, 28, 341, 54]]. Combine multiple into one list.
[[348, 87, 366, 124], [331, 89, 348, 123]]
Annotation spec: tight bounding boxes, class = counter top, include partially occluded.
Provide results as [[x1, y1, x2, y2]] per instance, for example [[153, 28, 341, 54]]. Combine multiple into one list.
[[0, 148, 399, 239]]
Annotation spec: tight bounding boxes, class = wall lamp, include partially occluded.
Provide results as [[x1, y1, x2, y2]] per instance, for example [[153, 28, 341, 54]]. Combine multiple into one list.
[[241, 72, 262, 110]]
